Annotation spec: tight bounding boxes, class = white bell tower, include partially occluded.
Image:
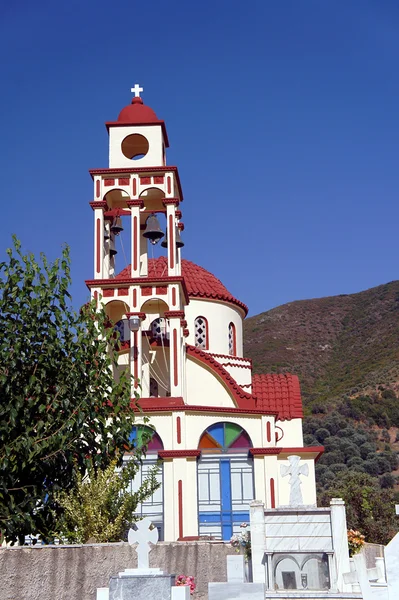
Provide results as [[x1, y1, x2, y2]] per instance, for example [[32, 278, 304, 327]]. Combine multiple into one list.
[[87, 85, 187, 401]]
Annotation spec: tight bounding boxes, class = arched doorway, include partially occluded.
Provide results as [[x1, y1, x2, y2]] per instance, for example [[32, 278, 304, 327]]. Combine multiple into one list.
[[125, 425, 164, 539], [197, 422, 254, 540]]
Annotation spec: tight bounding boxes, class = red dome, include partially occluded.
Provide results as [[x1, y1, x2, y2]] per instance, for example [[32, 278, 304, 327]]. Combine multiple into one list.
[[115, 257, 248, 315], [117, 97, 161, 124]]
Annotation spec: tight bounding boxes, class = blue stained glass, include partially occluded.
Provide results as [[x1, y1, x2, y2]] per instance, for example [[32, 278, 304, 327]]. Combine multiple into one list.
[[207, 423, 224, 447]]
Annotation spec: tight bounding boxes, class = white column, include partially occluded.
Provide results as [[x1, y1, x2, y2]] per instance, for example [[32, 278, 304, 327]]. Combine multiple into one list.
[[127, 200, 143, 278], [92, 205, 104, 279], [249, 500, 266, 584], [163, 200, 178, 277], [330, 498, 351, 592], [166, 313, 183, 397]]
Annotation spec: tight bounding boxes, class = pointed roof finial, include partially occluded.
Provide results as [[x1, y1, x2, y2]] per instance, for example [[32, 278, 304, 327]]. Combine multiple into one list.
[[131, 83, 143, 98]]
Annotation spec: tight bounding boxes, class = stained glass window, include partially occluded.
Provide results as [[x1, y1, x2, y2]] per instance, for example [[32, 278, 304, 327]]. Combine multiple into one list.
[[198, 422, 252, 453], [228, 322, 236, 356], [195, 316, 208, 350], [129, 425, 163, 453]]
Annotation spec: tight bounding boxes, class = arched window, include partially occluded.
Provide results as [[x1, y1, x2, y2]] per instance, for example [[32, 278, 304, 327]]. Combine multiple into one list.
[[129, 425, 163, 452], [228, 322, 236, 356], [126, 425, 164, 538], [197, 422, 253, 540], [195, 316, 208, 350], [150, 317, 167, 339]]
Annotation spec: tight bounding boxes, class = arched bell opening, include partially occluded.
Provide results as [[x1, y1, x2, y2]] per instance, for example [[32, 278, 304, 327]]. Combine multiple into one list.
[[139, 187, 165, 212], [141, 299, 170, 399], [197, 422, 254, 540], [104, 188, 130, 210], [124, 424, 164, 540], [104, 300, 130, 355], [104, 299, 129, 324]]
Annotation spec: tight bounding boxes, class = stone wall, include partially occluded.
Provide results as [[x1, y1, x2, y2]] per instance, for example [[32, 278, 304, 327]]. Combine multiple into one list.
[[0, 541, 235, 600]]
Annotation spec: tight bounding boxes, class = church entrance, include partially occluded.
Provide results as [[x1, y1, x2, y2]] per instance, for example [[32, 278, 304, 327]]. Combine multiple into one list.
[[197, 423, 254, 540]]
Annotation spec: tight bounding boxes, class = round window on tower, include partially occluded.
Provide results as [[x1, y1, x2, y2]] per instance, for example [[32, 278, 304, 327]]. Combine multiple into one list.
[[121, 134, 149, 160]]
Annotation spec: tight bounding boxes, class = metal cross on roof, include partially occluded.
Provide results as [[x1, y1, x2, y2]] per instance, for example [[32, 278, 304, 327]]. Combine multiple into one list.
[[131, 83, 144, 98]]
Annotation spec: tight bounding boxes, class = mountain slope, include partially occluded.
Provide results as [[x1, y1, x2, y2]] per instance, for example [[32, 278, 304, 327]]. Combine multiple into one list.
[[244, 280, 399, 404]]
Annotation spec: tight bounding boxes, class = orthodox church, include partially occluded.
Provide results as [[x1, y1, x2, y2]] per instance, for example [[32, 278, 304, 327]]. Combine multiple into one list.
[[86, 86, 323, 543]]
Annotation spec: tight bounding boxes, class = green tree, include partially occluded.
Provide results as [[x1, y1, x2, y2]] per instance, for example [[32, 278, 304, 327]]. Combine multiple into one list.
[[54, 455, 160, 543], [320, 471, 397, 545], [0, 237, 150, 543]]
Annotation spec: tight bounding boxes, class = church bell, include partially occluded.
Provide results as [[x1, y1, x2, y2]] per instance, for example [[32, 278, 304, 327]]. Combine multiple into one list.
[[109, 239, 117, 256], [161, 227, 184, 249], [143, 213, 165, 245], [110, 216, 123, 235]]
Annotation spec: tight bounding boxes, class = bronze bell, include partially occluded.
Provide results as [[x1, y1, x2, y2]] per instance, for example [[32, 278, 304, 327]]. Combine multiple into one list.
[[143, 213, 165, 245], [109, 240, 117, 256], [176, 228, 184, 248], [104, 227, 110, 240], [161, 227, 184, 249], [110, 216, 123, 235]]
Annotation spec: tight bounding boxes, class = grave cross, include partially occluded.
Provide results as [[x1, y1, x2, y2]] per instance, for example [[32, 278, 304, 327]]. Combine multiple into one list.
[[280, 455, 309, 506], [128, 517, 158, 569], [131, 83, 144, 97]]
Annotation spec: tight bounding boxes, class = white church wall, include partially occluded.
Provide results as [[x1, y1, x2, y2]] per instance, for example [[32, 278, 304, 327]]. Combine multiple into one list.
[[184, 299, 243, 357], [186, 358, 237, 408], [275, 418, 304, 447], [109, 124, 165, 169]]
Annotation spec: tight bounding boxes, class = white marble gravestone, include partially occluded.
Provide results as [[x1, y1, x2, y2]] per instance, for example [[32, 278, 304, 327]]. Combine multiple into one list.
[[226, 555, 245, 583], [96, 519, 183, 600]]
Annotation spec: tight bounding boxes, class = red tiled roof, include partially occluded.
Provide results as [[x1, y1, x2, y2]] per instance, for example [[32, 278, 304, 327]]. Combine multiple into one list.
[[252, 373, 303, 420], [116, 257, 248, 315]]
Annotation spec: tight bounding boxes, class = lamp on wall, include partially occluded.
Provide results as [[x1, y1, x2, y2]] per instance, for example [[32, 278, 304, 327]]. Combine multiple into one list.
[[128, 316, 141, 332]]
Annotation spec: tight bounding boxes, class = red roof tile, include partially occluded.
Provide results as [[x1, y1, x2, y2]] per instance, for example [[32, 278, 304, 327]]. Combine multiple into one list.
[[252, 373, 303, 420], [116, 257, 248, 315]]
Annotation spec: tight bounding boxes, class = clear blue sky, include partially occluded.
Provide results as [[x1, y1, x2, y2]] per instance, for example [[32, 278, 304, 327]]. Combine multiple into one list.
[[1, 0, 398, 316]]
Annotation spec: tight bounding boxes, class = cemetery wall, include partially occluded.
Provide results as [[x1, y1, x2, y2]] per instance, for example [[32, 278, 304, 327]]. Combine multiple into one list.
[[0, 540, 236, 600]]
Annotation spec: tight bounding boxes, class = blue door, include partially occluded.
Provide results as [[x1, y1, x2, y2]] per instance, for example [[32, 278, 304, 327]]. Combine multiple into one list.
[[197, 423, 254, 540]]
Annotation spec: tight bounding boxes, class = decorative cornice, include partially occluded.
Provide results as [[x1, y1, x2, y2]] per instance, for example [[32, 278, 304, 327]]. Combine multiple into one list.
[[279, 446, 324, 462], [249, 448, 281, 456], [249, 446, 324, 461], [164, 310, 185, 319], [85, 276, 189, 305], [162, 198, 180, 207], [126, 200, 144, 208], [158, 450, 201, 459], [126, 312, 146, 320], [131, 402, 277, 416], [88, 167, 183, 201], [90, 201, 108, 210]]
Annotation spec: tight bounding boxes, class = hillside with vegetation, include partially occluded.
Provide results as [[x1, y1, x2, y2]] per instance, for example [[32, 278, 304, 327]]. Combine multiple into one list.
[[244, 281, 399, 542]]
